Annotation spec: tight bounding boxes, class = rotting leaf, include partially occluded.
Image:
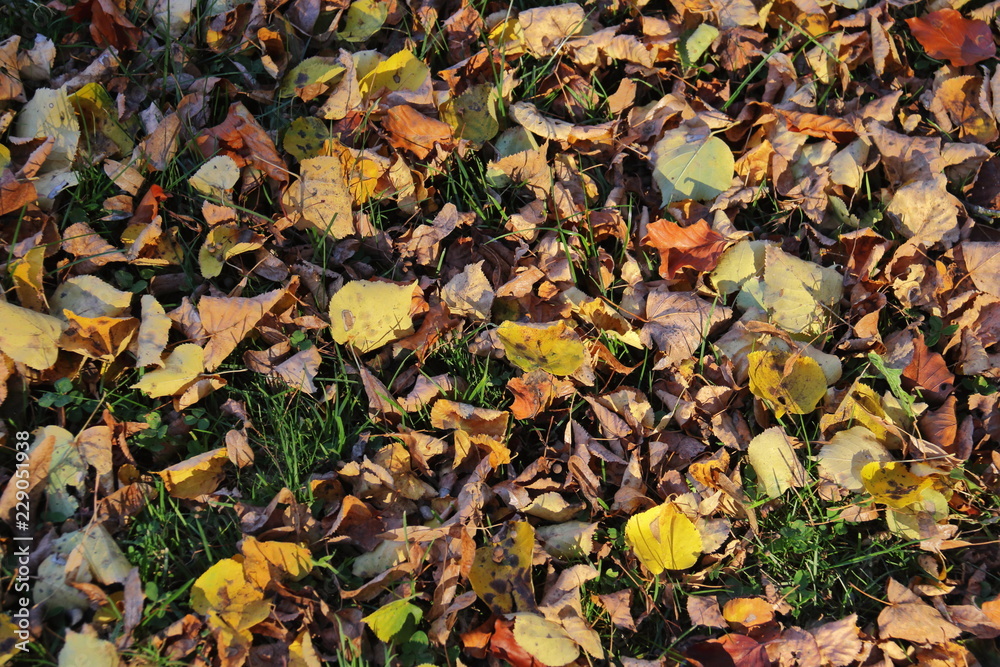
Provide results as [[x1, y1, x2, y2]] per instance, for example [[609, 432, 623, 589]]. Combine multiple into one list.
[[469, 521, 536, 614]]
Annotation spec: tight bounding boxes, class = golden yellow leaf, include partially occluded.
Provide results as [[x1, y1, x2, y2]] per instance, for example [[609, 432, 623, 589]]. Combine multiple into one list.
[[10, 245, 45, 311], [624, 502, 703, 574], [158, 447, 229, 499], [132, 343, 204, 398], [748, 349, 827, 418], [328, 280, 416, 353], [497, 320, 585, 376], [282, 155, 354, 239], [511, 613, 580, 667], [0, 300, 66, 370], [747, 427, 808, 498], [469, 521, 535, 614], [241, 536, 313, 588], [191, 557, 271, 633], [358, 49, 429, 98], [861, 461, 935, 509], [0, 613, 21, 665], [722, 597, 774, 629]]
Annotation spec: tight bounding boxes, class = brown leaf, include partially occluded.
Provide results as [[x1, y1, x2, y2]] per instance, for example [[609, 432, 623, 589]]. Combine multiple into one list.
[[810, 614, 861, 667], [507, 370, 573, 420], [644, 218, 729, 280], [906, 9, 996, 67], [878, 578, 962, 644], [595, 590, 637, 631], [688, 595, 728, 629]]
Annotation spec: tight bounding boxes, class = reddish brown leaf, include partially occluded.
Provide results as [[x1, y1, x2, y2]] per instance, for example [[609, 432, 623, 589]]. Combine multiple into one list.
[[685, 634, 770, 667], [918, 395, 957, 452], [902, 335, 955, 404], [196, 102, 289, 185], [905, 9, 996, 67], [67, 0, 142, 50], [644, 218, 728, 280]]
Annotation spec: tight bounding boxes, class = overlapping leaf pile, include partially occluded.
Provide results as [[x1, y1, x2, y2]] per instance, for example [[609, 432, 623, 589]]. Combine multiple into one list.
[[4, 0, 1000, 664]]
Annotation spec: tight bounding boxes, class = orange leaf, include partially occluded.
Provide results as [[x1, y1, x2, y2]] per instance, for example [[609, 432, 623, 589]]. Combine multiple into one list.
[[382, 105, 454, 159], [644, 218, 728, 280], [775, 110, 856, 143], [905, 10, 996, 67]]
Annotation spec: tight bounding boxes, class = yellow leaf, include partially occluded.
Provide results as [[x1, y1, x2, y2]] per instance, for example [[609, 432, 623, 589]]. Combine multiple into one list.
[[338, 0, 389, 42], [14, 86, 80, 193], [497, 320, 585, 376], [362, 598, 422, 643], [158, 447, 228, 499], [279, 57, 345, 101], [0, 300, 66, 370], [57, 630, 118, 667], [747, 427, 808, 498], [439, 84, 500, 145], [861, 461, 935, 509], [198, 224, 264, 279], [289, 630, 322, 667], [470, 521, 535, 614], [748, 349, 827, 418], [722, 597, 774, 629], [282, 116, 332, 162], [816, 426, 893, 492], [511, 612, 580, 667], [51, 275, 133, 319], [328, 280, 416, 353], [358, 49, 429, 98], [10, 245, 46, 311], [189, 155, 240, 201], [624, 502, 703, 574], [132, 343, 204, 397], [710, 239, 767, 296], [282, 155, 354, 239]]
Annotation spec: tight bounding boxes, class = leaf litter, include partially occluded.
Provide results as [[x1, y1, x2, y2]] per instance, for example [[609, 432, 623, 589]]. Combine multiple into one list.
[[4, 0, 1000, 665]]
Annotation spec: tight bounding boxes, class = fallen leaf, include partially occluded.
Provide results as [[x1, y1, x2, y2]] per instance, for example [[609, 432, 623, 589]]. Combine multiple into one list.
[[511, 612, 580, 667], [363, 598, 423, 643], [497, 320, 585, 376], [282, 156, 354, 239], [328, 280, 417, 353], [906, 9, 996, 67], [861, 461, 935, 509], [878, 578, 961, 643], [748, 349, 827, 418], [57, 629, 118, 667], [470, 521, 536, 614], [747, 427, 808, 498], [383, 104, 453, 159], [816, 426, 894, 492], [651, 121, 734, 206], [158, 448, 229, 499], [0, 300, 66, 370], [624, 501, 703, 574], [133, 343, 205, 398], [645, 218, 729, 280]]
